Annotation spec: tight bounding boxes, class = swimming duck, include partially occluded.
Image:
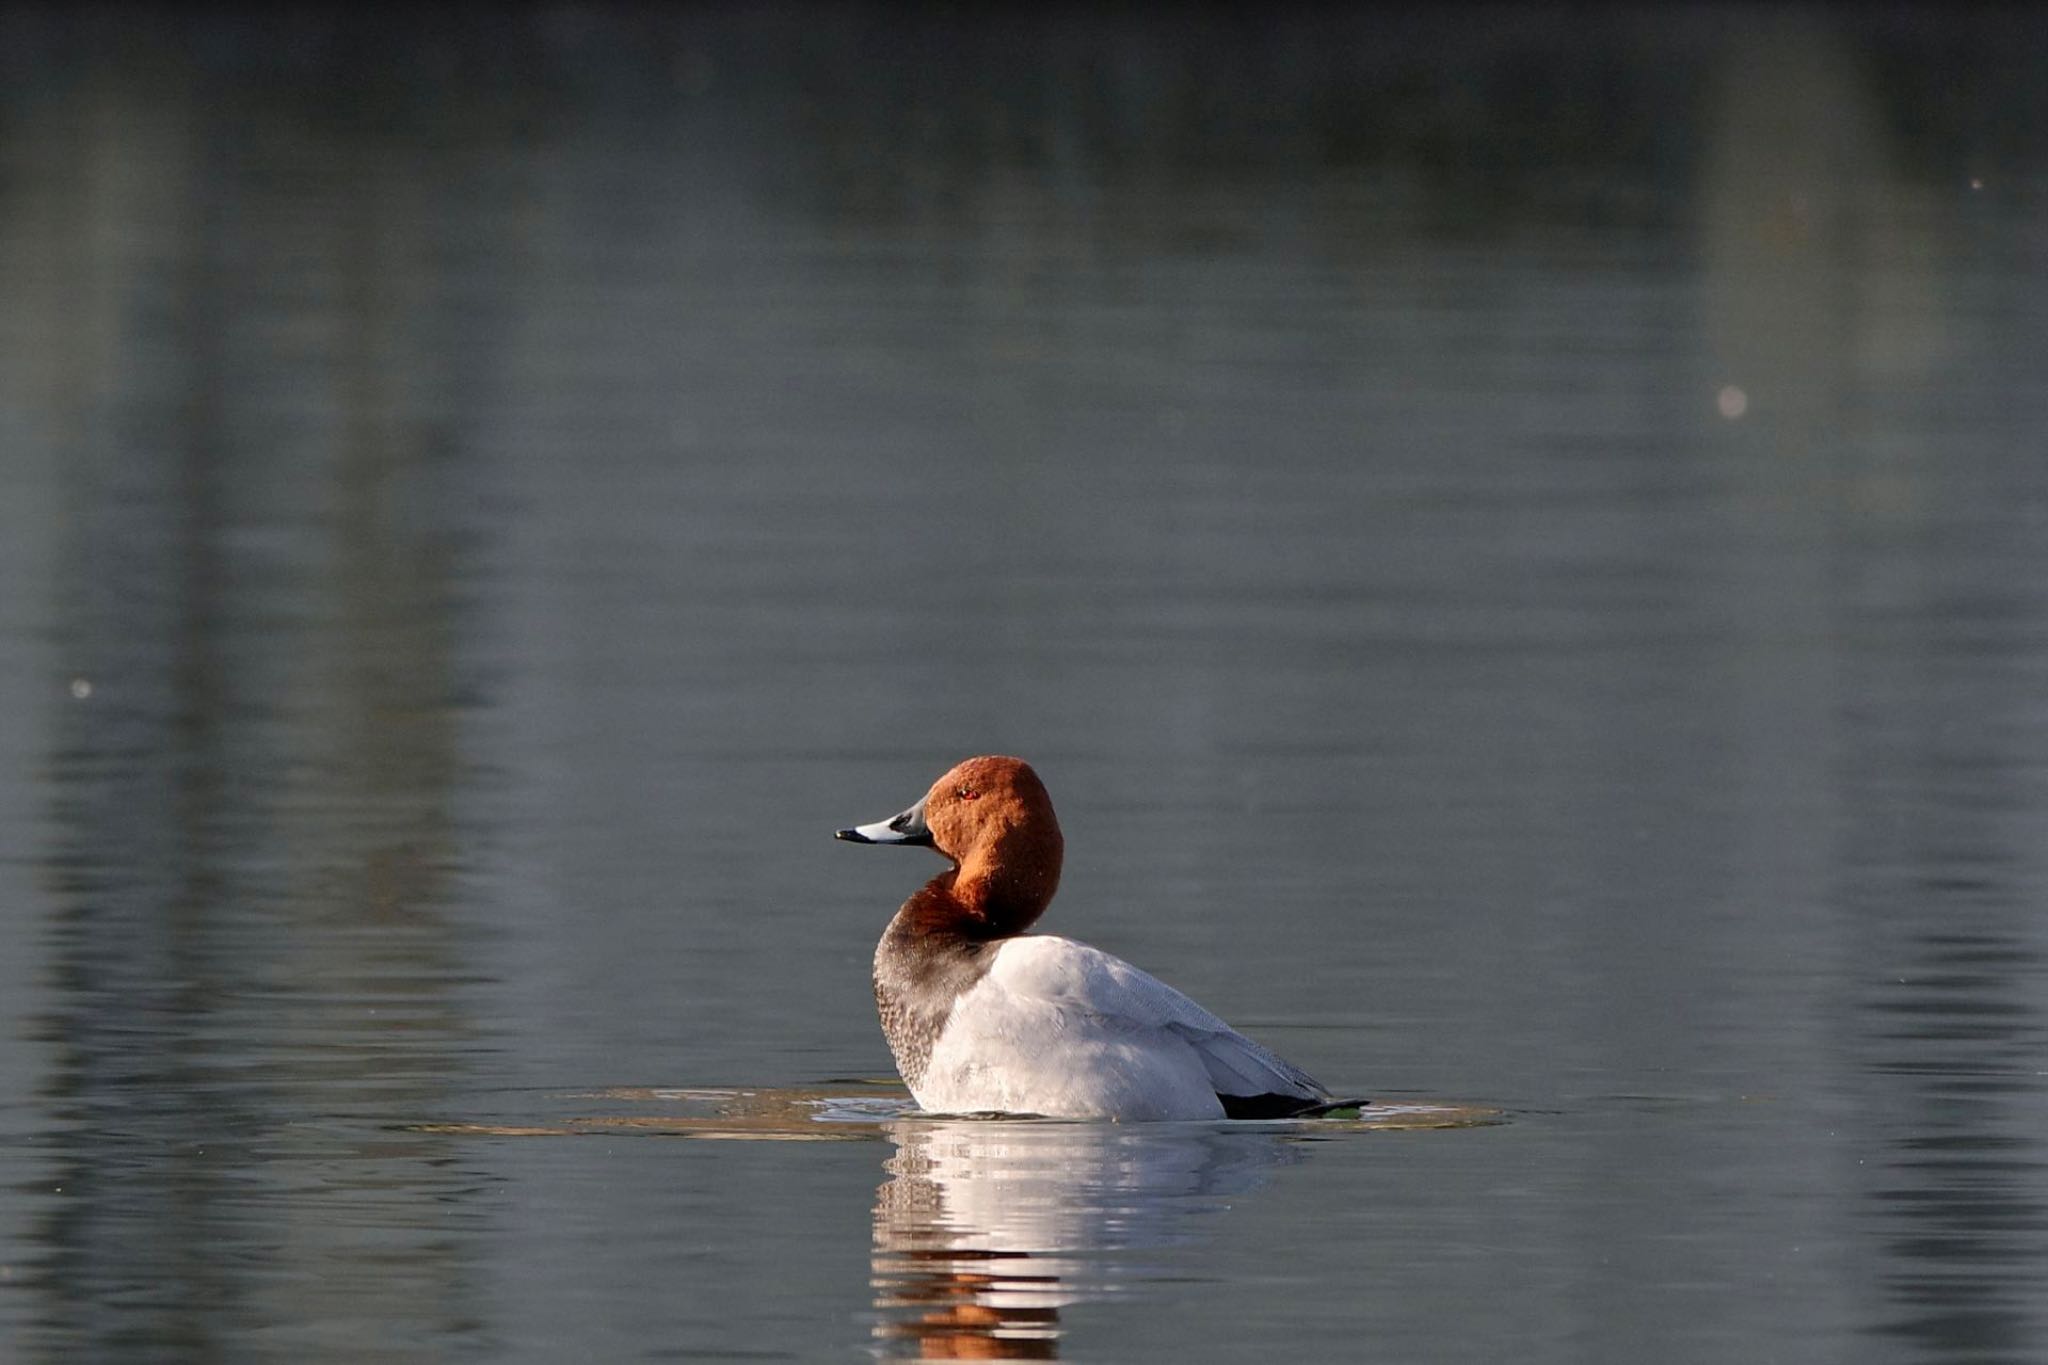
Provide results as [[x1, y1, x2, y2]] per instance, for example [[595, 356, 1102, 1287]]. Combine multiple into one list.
[[837, 755, 1345, 1120]]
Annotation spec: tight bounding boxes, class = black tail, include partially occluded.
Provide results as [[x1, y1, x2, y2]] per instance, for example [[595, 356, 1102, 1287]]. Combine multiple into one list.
[[1218, 1092, 1372, 1119]]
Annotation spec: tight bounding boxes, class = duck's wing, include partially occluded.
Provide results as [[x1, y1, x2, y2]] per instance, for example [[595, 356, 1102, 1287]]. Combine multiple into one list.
[[986, 936, 1330, 1106]]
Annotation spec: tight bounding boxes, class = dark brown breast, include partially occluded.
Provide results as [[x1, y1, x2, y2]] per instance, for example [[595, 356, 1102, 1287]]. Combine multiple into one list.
[[871, 886, 1002, 1088]]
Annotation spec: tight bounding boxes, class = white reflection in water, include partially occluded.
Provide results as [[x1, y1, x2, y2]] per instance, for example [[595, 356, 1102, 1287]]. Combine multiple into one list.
[[870, 1118, 1303, 1358]]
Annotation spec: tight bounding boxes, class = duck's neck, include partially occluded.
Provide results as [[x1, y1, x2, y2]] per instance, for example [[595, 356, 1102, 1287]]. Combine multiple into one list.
[[948, 828, 1061, 937]]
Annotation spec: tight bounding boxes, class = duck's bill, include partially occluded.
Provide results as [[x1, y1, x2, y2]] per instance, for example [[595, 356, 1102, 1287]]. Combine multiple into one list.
[[835, 797, 933, 846]]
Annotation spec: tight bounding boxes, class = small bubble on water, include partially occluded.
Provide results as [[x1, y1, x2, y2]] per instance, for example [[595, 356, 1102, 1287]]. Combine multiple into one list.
[[1716, 385, 1749, 420], [68, 677, 93, 700]]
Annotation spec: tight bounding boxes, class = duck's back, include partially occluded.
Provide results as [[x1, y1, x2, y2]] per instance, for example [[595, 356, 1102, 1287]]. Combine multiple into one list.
[[915, 935, 1329, 1120]]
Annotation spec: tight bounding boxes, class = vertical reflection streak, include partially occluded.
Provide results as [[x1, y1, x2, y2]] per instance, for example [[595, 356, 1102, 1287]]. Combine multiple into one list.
[[869, 1119, 1302, 1358], [24, 62, 502, 1363]]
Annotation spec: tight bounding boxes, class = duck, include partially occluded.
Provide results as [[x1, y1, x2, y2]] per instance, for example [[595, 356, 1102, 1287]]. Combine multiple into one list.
[[836, 755, 1351, 1121]]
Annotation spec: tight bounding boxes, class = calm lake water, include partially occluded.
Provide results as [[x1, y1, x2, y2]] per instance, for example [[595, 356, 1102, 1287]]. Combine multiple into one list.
[[3, 6, 2047, 1361]]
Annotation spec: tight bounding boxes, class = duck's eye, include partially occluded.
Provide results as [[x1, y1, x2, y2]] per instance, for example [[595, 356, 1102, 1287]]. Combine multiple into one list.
[[956, 787, 980, 801]]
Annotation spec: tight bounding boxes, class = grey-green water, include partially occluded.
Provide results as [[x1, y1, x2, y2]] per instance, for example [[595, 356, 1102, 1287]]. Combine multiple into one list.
[[3, 7, 2046, 1361]]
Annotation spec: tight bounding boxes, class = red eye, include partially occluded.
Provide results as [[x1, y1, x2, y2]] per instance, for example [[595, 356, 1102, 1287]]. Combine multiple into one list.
[[957, 787, 980, 801]]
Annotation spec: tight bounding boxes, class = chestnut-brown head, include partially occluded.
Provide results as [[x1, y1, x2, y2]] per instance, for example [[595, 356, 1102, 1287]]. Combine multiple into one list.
[[837, 755, 1064, 934]]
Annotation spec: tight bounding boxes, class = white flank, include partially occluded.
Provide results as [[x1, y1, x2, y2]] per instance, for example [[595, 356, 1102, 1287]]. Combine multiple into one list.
[[912, 935, 1327, 1121]]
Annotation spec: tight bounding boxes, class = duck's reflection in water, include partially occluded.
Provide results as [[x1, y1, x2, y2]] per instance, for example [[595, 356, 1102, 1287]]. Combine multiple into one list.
[[870, 1117, 1303, 1358]]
